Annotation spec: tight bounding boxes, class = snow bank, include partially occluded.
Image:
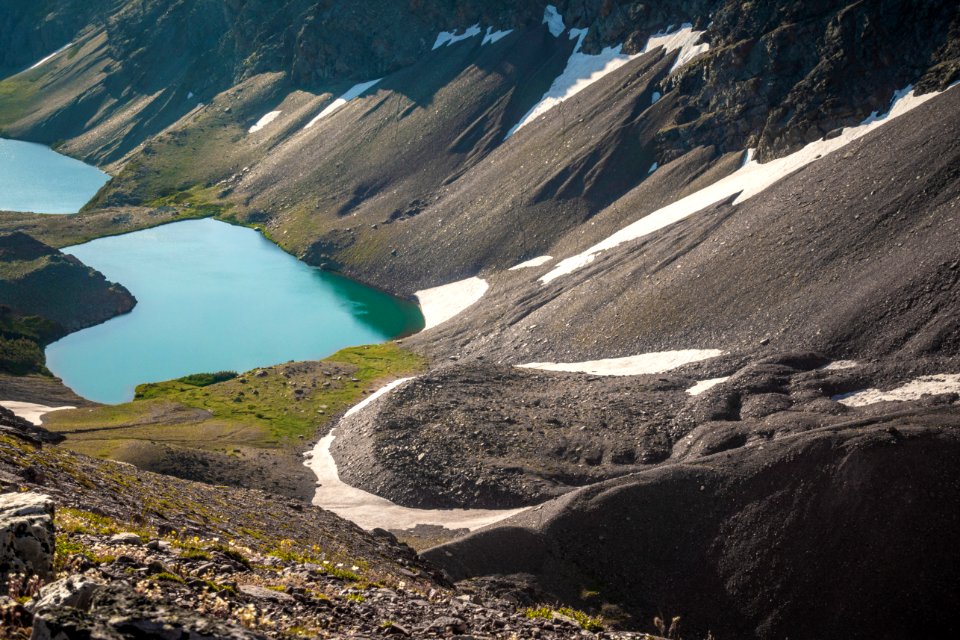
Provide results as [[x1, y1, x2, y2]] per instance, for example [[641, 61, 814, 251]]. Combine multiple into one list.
[[433, 24, 482, 49], [248, 110, 281, 134], [686, 377, 729, 396], [0, 401, 74, 426], [305, 79, 382, 129], [834, 373, 960, 407], [519, 349, 724, 376], [27, 43, 74, 71], [506, 29, 638, 138], [304, 378, 526, 531], [642, 24, 709, 72], [415, 277, 489, 330], [509, 255, 553, 270], [540, 84, 954, 284], [543, 5, 566, 37]]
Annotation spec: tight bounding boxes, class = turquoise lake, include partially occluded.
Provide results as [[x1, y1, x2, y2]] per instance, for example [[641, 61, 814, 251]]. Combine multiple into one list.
[[46, 218, 425, 404], [0, 138, 110, 213]]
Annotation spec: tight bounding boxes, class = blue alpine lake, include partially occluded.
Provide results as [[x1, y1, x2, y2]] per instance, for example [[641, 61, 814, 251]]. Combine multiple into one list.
[[45, 218, 425, 404], [0, 138, 110, 213]]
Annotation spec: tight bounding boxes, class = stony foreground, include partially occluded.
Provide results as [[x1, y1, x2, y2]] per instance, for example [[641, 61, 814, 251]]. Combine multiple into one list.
[[0, 421, 659, 639]]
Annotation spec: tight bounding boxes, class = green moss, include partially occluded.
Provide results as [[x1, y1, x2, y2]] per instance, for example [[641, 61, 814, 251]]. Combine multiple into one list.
[[152, 572, 185, 584]]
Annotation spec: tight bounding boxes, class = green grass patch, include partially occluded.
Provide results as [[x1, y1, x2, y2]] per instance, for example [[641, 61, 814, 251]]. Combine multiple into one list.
[[524, 606, 604, 632], [0, 72, 43, 126]]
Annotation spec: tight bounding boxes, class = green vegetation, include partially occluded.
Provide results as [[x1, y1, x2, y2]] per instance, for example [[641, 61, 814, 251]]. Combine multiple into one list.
[[0, 72, 43, 128], [152, 572, 186, 584], [45, 343, 427, 461], [0, 336, 47, 375], [177, 371, 238, 387], [524, 606, 604, 632]]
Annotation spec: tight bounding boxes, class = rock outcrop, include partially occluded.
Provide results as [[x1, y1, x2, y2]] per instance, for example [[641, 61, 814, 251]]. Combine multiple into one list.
[[0, 492, 54, 592]]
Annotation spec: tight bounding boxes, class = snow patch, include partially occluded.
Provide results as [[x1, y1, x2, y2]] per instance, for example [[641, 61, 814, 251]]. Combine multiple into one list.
[[651, 91, 662, 104], [248, 110, 281, 134], [833, 373, 960, 407], [518, 349, 725, 376], [415, 277, 489, 330], [304, 79, 382, 129], [187, 91, 194, 100], [27, 42, 74, 71], [543, 5, 566, 37], [0, 401, 74, 426], [821, 360, 860, 371], [433, 24, 482, 50], [648, 162, 659, 174], [509, 255, 554, 270], [642, 23, 709, 73], [540, 84, 954, 284], [483, 27, 514, 46], [506, 29, 638, 138], [686, 377, 729, 396], [304, 378, 525, 531]]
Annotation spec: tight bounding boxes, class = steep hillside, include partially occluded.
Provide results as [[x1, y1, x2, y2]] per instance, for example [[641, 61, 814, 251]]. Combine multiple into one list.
[[0, 232, 134, 378], [1, 2, 959, 639]]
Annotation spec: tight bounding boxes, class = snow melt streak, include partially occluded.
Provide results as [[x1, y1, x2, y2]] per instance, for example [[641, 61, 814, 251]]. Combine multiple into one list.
[[305, 79, 383, 129], [540, 84, 953, 284], [249, 111, 281, 134], [305, 378, 526, 531]]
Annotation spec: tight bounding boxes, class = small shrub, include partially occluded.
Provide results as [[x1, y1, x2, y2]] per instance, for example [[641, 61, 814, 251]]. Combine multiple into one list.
[[177, 371, 238, 387]]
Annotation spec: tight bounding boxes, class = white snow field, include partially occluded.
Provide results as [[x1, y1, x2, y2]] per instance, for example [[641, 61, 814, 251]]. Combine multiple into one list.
[[540, 84, 956, 284], [0, 401, 74, 426], [26, 42, 74, 71], [304, 79, 383, 129], [642, 24, 709, 73], [506, 28, 636, 138], [483, 27, 514, 46], [506, 18, 709, 139], [519, 349, 725, 376], [433, 24, 482, 49], [415, 277, 489, 330], [509, 255, 553, 270], [304, 378, 526, 531], [833, 374, 960, 407], [686, 377, 730, 396], [543, 4, 566, 37], [248, 110, 281, 134]]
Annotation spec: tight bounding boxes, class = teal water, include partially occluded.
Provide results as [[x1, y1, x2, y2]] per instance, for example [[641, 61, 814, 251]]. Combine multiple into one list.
[[46, 219, 424, 404], [0, 138, 110, 214]]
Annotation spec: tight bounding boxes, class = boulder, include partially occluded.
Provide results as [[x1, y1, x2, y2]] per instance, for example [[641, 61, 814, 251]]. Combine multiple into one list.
[[0, 492, 54, 591], [30, 575, 101, 613]]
